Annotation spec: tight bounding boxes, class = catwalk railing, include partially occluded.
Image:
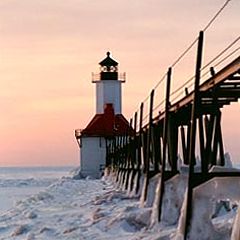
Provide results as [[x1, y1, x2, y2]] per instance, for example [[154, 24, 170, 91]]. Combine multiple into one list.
[[105, 31, 240, 239]]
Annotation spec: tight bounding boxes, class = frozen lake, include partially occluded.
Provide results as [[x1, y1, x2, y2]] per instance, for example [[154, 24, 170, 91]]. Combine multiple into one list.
[[0, 166, 74, 213], [0, 165, 239, 239]]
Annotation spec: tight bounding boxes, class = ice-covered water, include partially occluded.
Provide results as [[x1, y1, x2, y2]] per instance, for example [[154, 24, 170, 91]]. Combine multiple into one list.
[[0, 167, 73, 212], [0, 165, 238, 239]]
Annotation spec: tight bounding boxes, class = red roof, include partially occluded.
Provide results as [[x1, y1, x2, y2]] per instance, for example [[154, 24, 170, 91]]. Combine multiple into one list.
[[81, 104, 132, 137]]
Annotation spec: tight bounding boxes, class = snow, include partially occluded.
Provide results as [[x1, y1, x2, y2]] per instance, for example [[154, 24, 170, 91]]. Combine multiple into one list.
[[161, 174, 188, 226], [144, 173, 160, 208], [0, 175, 159, 239], [186, 177, 240, 240], [0, 166, 239, 239], [0, 167, 71, 213], [231, 203, 240, 240], [225, 153, 233, 168]]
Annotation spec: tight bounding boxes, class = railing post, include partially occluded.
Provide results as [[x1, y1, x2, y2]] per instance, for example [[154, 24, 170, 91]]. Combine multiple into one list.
[[129, 112, 138, 192], [136, 102, 144, 194], [153, 123, 160, 173], [184, 30, 204, 239], [142, 90, 154, 202], [124, 118, 133, 189], [158, 67, 172, 221], [217, 112, 225, 166], [180, 126, 188, 164], [199, 115, 207, 173]]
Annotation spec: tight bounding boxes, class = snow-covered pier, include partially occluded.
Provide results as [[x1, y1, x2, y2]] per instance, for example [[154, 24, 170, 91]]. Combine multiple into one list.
[[104, 32, 240, 239]]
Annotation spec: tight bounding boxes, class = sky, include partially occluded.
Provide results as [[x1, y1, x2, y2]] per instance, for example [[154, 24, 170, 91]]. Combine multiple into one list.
[[0, 0, 239, 166]]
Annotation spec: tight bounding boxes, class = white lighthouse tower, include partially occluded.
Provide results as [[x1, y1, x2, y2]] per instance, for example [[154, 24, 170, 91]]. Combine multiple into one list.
[[75, 52, 131, 178], [94, 51, 125, 114]]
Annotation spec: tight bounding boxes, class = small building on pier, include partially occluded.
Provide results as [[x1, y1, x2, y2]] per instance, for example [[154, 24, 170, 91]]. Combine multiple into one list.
[[75, 52, 131, 178]]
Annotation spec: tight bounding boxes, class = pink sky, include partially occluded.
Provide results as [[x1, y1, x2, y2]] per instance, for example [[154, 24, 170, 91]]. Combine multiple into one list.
[[0, 0, 239, 166]]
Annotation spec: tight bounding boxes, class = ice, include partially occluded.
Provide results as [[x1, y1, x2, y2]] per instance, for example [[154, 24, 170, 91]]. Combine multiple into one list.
[[150, 173, 187, 227], [0, 171, 171, 239], [161, 174, 188, 226], [128, 171, 144, 198], [140, 175, 149, 207], [182, 177, 240, 239], [225, 152, 233, 168], [144, 173, 160, 208], [0, 167, 72, 213], [231, 203, 240, 240], [11, 224, 29, 237], [175, 190, 188, 240], [0, 166, 239, 239]]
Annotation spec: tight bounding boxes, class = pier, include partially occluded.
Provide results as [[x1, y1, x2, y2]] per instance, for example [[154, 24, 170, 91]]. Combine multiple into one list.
[[104, 31, 240, 238]]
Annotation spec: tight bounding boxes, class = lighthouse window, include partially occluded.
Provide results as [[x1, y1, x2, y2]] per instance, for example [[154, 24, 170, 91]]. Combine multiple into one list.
[[110, 66, 117, 72], [101, 66, 108, 72], [101, 66, 118, 72]]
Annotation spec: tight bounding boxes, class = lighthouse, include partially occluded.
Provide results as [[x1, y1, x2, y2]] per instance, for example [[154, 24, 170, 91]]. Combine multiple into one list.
[[75, 52, 131, 178], [94, 51, 124, 114]]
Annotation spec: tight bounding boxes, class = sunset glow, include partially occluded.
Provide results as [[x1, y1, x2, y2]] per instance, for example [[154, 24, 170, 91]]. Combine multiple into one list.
[[0, 0, 239, 166]]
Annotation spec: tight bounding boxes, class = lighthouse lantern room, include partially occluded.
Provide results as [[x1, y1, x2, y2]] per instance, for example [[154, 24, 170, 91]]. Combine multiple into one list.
[[75, 52, 130, 178], [93, 51, 126, 114]]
